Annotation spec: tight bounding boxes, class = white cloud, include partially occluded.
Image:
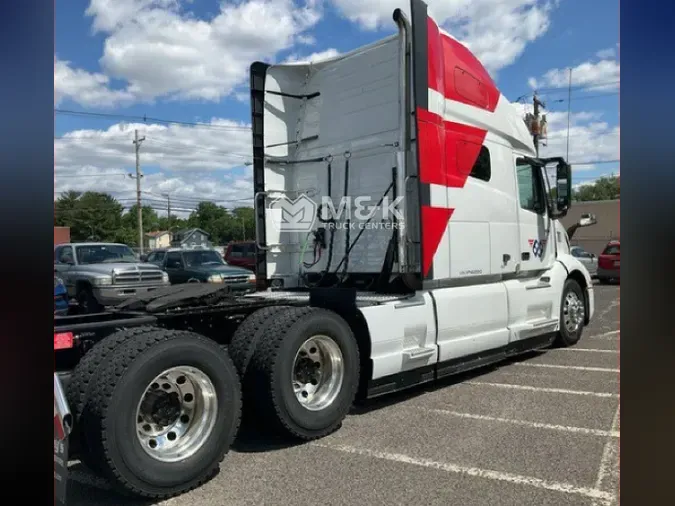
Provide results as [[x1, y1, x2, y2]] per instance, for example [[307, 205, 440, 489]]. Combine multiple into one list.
[[55, 58, 135, 108], [56, 0, 323, 107], [55, 119, 255, 213], [529, 58, 620, 92], [596, 47, 616, 59], [512, 103, 619, 169], [284, 48, 341, 63], [329, 0, 555, 73]]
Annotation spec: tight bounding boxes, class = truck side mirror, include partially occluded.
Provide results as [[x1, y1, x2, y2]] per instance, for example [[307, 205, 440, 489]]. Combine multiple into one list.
[[555, 162, 572, 217]]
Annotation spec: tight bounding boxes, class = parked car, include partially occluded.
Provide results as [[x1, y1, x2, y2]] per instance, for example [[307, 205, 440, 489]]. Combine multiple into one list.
[[570, 246, 598, 277], [54, 242, 170, 313], [597, 240, 620, 283], [54, 275, 69, 316], [224, 241, 256, 271], [144, 247, 256, 292]]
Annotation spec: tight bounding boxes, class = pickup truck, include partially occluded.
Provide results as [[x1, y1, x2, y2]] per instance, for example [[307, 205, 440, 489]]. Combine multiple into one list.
[[143, 247, 256, 292], [54, 242, 170, 313]]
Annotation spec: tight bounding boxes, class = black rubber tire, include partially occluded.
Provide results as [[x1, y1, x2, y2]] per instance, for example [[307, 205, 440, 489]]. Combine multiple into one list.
[[77, 285, 103, 314], [247, 307, 360, 441], [229, 306, 293, 377], [80, 329, 242, 499], [66, 325, 161, 462], [555, 278, 585, 347]]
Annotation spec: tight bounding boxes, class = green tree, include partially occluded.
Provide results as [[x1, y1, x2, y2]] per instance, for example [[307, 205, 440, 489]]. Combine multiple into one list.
[[122, 204, 161, 245], [55, 191, 125, 242], [573, 176, 620, 202]]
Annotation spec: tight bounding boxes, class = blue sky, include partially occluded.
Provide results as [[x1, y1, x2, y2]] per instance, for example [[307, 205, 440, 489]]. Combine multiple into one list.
[[55, 0, 619, 213]]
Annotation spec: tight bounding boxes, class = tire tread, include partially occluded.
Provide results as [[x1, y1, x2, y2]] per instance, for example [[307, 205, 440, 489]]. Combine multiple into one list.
[[248, 307, 359, 441], [82, 329, 241, 499]]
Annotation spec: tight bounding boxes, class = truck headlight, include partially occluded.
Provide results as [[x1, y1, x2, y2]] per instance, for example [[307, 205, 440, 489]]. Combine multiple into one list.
[[91, 276, 112, 286], [162, 272, 170, 283], [207, 274, 223, 283], [247, 273, 257, 284]]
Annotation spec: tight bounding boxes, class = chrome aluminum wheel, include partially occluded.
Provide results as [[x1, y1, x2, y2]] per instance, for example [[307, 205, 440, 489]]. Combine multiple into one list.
[[136, 366, 218, 463], [563, 291, 585, 334], [292, 335, 344, 412]]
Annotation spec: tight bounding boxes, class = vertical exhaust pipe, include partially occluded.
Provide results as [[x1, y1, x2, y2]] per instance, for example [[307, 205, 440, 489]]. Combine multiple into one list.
[[393, 8, 411, 274]]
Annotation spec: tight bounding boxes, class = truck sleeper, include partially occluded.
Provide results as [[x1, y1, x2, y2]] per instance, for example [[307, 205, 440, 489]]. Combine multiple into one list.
[[54, 1, 595, 502]]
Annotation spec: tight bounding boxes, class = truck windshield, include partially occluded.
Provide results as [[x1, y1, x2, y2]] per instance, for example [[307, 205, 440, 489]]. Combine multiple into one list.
[[76, 245, 137, 264], [183, 250, 225, 267]]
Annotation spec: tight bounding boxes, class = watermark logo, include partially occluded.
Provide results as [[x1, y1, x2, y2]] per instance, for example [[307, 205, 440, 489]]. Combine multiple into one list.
[[268, 194, 318, 232], [268, 194, 405, 232]]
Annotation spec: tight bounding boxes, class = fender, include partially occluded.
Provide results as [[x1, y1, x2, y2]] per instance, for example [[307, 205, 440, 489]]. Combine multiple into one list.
[[556, 253, 595, 323]]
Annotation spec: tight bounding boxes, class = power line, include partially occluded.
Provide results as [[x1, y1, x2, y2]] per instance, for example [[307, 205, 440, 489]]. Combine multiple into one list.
[[142, 190, 253, 204], [549, 92, 619, 103], [54, 173, 129, 178], [533, 80, 620, 94], [568, 159, 619, 165], [145, 137, 251, 160], [515, 82, 620, 102], [55, 109, 252, 132]]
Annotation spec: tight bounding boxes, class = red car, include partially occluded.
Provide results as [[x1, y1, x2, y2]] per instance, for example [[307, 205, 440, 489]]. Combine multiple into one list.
[[224, 241, 256, 271], [597, 240, 620, 284]]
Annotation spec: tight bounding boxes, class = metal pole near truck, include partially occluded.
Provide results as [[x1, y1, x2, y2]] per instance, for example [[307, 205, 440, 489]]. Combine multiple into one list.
[[133, 129, 146, 255]]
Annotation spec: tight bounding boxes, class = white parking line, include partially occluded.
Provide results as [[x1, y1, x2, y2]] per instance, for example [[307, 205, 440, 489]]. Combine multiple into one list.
[[495, 370, 620, 384], [464, 381, 619, 398], [597, 300, 619, 320], [513, 363, 619, 373], [422, 408, 620, 438], [589, 330, 620, 340], [592, 406, 621, 506], [312, 442, 615, 504], [555, 348, 618, 354]]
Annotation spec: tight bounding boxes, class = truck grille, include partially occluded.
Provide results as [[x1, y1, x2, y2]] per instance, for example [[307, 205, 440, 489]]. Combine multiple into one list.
[[113, 268, 164, 284], [222, 276, 249, 284]]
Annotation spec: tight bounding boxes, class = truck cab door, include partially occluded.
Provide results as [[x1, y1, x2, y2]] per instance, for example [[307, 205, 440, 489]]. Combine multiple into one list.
[[514, 157, 555, 275]]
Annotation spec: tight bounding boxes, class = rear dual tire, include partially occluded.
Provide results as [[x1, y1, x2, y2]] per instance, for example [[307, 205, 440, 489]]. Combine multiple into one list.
[[76, 329, 241, 499], [231, 307, 360, 441]]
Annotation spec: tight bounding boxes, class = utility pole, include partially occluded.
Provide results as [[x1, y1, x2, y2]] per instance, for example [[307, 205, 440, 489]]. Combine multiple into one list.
[[533, 92, 545, 157], [132, 129, 146, 254], [163, 192, 172, 242], [241, 218, 246, 240], [566, 68, 573, 162]]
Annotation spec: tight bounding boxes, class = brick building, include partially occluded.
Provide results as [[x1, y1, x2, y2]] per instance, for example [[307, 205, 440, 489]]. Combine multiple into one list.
[[561, 199, 620, 256], [54, 226, 71, 246]]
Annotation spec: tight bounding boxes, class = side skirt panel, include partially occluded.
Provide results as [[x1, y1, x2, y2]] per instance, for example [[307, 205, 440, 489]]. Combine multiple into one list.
[[365, 332, 555, 399]]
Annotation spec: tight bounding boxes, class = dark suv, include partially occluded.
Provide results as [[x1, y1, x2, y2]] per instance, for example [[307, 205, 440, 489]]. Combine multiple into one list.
[[224, 241, 256, 271], [144, 247, 256, 292]]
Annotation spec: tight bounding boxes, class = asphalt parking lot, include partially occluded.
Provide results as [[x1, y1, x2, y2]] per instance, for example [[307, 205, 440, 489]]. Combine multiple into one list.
[[67, 281, 620, 506]]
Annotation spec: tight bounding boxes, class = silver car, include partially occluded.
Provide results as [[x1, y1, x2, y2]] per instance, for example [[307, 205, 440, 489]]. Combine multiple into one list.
[[571, 246, 598, 277]]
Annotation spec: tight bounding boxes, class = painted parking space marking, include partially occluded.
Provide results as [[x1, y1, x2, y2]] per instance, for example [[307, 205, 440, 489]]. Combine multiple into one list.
[[419, 408, 620, 438], [312, 442, 615, 504], [513, 363, 619, 373], [464, 381, 619, 398]]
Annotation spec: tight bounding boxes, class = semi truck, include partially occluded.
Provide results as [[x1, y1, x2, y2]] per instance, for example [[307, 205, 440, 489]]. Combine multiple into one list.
[[53, 0, 595, 501]]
